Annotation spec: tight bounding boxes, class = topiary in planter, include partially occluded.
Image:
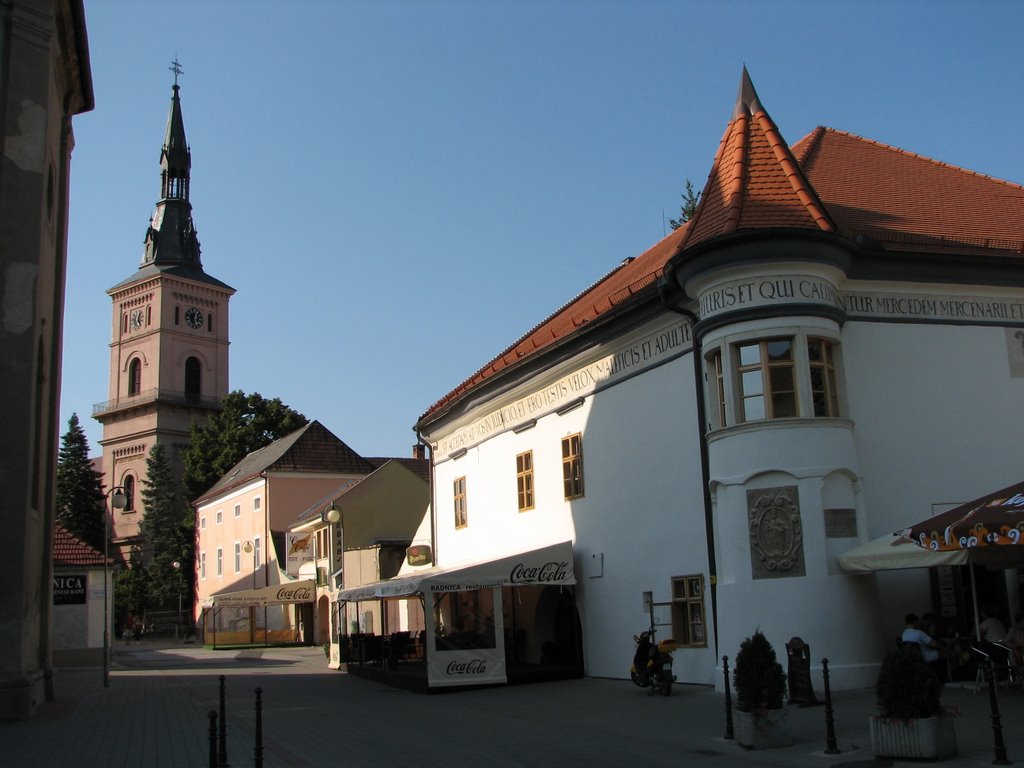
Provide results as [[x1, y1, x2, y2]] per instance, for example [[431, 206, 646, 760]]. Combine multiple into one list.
[[875, 644, 942, 719], [733, 630, 787, 714]]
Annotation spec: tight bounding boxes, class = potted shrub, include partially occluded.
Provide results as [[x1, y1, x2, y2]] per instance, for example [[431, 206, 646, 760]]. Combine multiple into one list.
[[870, 644, 957, 760], [732, 630, 792, 749]]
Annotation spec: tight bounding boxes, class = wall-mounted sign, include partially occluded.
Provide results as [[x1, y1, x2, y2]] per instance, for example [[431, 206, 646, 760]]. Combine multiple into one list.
[[53, 574, 87, 605], [407, 545, 432, 566]]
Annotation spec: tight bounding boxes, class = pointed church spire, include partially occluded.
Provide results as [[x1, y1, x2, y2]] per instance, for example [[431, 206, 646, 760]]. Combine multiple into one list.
[[733, 65, 763, 119], [161, 58, 190, 202], [141, 61, 202, 269]]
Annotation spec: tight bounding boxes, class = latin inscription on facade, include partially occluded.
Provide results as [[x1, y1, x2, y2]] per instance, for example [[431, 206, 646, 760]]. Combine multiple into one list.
[[433, 319, 693, 460], [747, 486, 805, 579], [699, 275, 842, 321]]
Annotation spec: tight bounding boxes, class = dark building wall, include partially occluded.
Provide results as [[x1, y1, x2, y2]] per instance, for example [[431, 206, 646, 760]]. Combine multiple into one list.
[[0, 0, 91, 720]]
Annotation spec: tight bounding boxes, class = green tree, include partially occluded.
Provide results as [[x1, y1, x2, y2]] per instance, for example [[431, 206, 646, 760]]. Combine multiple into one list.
[[55, 413, 107, 550], [669, 178, 702, 230], [114, 554, 150, 627], [139, 444, 187, 609], [183, 390, 308, 501]]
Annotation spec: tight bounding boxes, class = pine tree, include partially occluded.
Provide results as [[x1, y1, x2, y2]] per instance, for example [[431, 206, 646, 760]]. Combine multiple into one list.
[[55, 413, 107, 550], [669, 178, 702, 230], [139, 444, 187, 609]]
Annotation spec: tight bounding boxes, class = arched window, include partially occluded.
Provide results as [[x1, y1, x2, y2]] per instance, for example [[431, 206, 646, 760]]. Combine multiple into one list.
[[185, 356, 201, 402], [122, 475, 135, 512], [128, 358, 142, 396]]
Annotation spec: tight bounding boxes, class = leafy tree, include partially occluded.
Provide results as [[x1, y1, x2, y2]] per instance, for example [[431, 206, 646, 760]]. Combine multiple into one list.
[[55, 413, 107, 550], [669, 178, 702, 230], [139, 444, 188, 609], [183, 390, 308, 501]]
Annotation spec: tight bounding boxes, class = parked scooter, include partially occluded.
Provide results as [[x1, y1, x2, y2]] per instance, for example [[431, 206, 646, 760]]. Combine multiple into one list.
[[630, 629, 677, 696]]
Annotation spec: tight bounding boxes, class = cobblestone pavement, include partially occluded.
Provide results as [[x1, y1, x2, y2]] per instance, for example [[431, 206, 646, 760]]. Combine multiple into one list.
[[0, 640, 1021, 767]]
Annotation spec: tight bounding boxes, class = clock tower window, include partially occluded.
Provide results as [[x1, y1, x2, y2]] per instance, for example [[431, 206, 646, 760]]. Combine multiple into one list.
[[128, 358, 142, 396], [185, 356, 201, 402], [122, 475, 136, 512]]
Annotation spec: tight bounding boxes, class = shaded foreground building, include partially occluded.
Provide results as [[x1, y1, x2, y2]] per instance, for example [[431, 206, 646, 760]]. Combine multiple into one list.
[[0, 0, 93, 719], [401, 70, 1024, 691]]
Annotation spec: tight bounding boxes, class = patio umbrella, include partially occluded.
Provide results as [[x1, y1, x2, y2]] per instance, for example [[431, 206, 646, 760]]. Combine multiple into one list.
[[899, 479, 1024, 641], [900, 479, 1024, 554]]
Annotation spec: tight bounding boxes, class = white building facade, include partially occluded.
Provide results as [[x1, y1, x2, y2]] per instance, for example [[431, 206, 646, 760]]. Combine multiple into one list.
[[414, 72, 1024, 690]]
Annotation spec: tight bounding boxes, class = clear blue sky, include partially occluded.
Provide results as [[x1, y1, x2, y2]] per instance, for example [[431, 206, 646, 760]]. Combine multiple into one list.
[[62, 0, 1024, 460]]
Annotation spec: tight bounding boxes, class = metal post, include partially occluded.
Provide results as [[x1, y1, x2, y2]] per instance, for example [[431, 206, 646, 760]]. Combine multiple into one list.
[[207, 711, 218, 768], [983, 657, 1011, 765], [218, 675, 229, 766], [254, 687, 264, 768], [722, 655, 734, 740], [821, 657, 840, 754]]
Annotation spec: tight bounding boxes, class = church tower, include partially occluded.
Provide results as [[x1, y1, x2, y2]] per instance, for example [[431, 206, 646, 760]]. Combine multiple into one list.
[[94, 66, 234, 561]]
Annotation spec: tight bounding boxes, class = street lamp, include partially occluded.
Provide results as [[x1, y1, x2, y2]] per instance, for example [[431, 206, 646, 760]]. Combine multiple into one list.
[[103, 486, 127, 688], [243, 541, 257, 589], [171, 561, 183, 641]]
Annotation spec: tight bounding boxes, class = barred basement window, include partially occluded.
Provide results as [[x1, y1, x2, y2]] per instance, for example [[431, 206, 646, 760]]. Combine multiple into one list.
[[562, 433, 584, 500], [516, 451, 534, 511], [454, 476, 468, 529], [671, 574, 707, 647]]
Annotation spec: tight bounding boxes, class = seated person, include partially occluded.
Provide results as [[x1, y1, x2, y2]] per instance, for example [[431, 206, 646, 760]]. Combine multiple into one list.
[[902, 612, 946, 682], [979, 606, 1008, 643]]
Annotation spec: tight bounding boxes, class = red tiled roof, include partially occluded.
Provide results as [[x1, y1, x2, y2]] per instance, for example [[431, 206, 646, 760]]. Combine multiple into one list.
[[793, 126, 1024, 253], [53, 523, 107, 567], [417, 69, 1024, 426], [679, 69, 833, 251]]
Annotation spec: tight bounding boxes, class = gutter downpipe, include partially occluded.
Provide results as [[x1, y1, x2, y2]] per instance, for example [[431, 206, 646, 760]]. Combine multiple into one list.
[[416, 432, 437, 567], [660, 292, 719, 658]]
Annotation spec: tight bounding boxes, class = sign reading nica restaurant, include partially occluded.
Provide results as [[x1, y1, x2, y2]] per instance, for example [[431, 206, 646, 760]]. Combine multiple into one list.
[[53, 574, 87, 605]]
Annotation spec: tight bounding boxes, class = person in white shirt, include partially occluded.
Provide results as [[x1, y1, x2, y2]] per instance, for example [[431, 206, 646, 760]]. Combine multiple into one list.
[[901, 612, 947, 683]]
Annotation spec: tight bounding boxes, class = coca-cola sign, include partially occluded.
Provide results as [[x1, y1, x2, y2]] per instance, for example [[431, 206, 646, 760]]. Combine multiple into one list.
[[276, 585, 313, 602], [509, 560, 569, 584], [446, 658, 489, 675]]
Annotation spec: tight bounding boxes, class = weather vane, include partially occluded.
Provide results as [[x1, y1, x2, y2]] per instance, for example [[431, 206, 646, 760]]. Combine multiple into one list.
[[169, 57, 184, 86]]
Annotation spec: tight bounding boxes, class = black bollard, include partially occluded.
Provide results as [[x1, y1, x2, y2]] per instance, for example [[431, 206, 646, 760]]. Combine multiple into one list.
[[821, 658, 840, 754], [218, 674, 230, 767], [983, 657, 1011, 765], [254, 687, 264, 768], [722, 655, 734, 740], [207, 711, 218, 768]]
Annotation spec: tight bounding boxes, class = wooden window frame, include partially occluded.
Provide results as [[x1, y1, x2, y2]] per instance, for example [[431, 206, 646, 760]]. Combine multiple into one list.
[[454, 476, 468, 529], [736, 338, 796, 422], [707, 348, 726, 429], [516, 451, 534, 511], [808, 337, 839, 417], [561, 433, 584, 500], [671, 574, 707, 648]]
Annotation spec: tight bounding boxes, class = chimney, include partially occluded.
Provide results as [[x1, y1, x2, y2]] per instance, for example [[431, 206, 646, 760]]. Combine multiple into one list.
[[412, 443, 426, 460]]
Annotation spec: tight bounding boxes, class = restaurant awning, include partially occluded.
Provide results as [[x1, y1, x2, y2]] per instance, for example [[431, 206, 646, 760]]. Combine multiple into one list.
[[200, 579, 316, 608], [838, 534, 968, 573], [336, 541, 575, 602]]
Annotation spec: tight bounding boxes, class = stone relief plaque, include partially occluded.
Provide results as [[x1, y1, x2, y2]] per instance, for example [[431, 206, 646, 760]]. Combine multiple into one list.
[[747, 486, 806, 579]]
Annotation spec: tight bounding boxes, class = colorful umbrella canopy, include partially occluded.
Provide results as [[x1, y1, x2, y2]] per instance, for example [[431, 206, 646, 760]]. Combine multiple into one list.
[[900, 479, 1024, 552]]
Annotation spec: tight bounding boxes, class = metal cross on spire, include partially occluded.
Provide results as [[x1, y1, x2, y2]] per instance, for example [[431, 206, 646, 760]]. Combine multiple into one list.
[[169, 57, 184, 86]]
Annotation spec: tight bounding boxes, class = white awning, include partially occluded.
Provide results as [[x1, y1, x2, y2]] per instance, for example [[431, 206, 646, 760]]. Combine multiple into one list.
[[336, 541, 575, 601], [200, 579, 316, 607], [837, 534, 967, 573]]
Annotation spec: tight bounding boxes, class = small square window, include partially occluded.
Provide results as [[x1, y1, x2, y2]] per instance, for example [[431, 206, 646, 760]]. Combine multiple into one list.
[[234, 504, 241, 518]]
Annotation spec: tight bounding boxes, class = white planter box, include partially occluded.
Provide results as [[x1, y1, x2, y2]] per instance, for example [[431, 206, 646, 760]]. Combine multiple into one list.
[[870, 715, 958, 760], [734, 708, 793, 749]]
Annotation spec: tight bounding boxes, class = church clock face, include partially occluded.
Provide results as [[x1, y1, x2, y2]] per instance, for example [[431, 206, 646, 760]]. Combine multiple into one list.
[[184, 306, 205, 329], [130, 309, 144, 331]]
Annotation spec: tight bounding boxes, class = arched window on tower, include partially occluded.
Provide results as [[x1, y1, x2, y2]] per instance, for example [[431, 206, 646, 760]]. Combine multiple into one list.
[[122, 475, 135, 512], [185, 356, 201, 402], [128, 358, 142, 396]]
